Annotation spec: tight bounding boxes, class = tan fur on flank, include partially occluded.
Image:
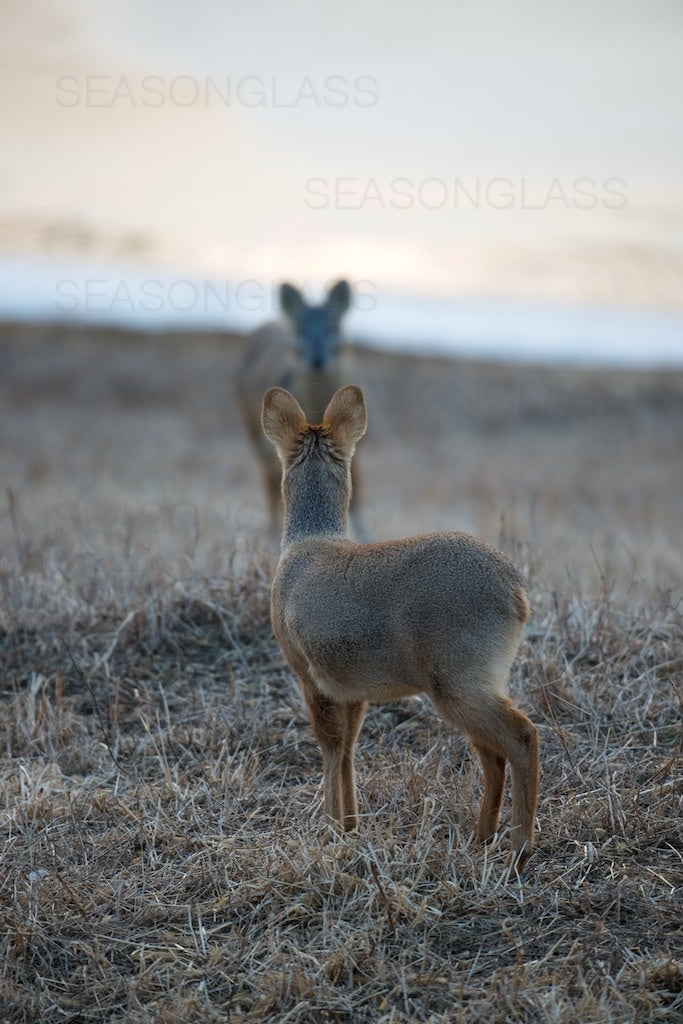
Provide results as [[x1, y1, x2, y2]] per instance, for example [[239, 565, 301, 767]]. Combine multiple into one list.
[[262, 385, 540, 867]]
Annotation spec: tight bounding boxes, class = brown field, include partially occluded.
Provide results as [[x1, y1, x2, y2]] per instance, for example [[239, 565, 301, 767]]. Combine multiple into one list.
[[1, 322, 681, 1022]]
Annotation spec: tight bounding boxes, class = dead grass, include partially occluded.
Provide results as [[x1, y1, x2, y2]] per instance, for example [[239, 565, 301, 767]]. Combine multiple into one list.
[[0, 323, 681, 1022]]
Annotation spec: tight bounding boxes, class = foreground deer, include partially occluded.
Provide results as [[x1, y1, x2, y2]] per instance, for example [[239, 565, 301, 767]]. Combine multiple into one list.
[[237, 279, 361, 536], [262, 385, 540, 866]]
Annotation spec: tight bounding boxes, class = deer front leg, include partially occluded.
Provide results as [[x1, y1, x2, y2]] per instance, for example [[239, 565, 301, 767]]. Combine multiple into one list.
[[299, 674, 349, 826], [340, 701, 368, 829]]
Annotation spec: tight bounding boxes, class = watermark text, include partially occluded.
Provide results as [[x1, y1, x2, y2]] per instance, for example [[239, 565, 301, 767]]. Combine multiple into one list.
[[304, 176, 628, 211], [54, 278, 377, 315], [56, 74, 379, 109]]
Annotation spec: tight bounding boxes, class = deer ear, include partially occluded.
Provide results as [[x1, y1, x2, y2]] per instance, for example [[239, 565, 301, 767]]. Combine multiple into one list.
[[279, 282, 304, 318], [323, 385, 366, 458], [262, 388, 307, 460], [326, 279, 351, 318]]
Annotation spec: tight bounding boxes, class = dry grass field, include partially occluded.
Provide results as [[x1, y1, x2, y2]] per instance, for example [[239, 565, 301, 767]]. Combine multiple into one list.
[[0, 322, 681, 1022]]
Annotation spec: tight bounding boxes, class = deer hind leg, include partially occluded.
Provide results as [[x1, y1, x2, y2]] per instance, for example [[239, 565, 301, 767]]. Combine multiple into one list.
[[340, 701, 368, 830], [501, 704, 540, 866], [474, 743, 506, 843], [432, 688, 539, 866]]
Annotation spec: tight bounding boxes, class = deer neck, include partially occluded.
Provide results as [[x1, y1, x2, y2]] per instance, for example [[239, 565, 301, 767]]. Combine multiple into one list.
[[281, 455, 350, 550]]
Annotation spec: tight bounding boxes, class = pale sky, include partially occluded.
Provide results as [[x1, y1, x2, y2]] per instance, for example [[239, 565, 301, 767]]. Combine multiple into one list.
[[2, 0, 682, 307]]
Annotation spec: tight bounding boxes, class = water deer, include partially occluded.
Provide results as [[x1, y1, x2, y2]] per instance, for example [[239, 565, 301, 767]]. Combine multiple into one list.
[[262, 384, 540, 867], [237, 279, 362, 537]]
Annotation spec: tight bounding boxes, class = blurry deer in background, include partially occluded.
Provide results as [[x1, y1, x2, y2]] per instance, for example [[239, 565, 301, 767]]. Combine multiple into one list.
[[237, 279, 363, 538], [262, 384, 540, 869]]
